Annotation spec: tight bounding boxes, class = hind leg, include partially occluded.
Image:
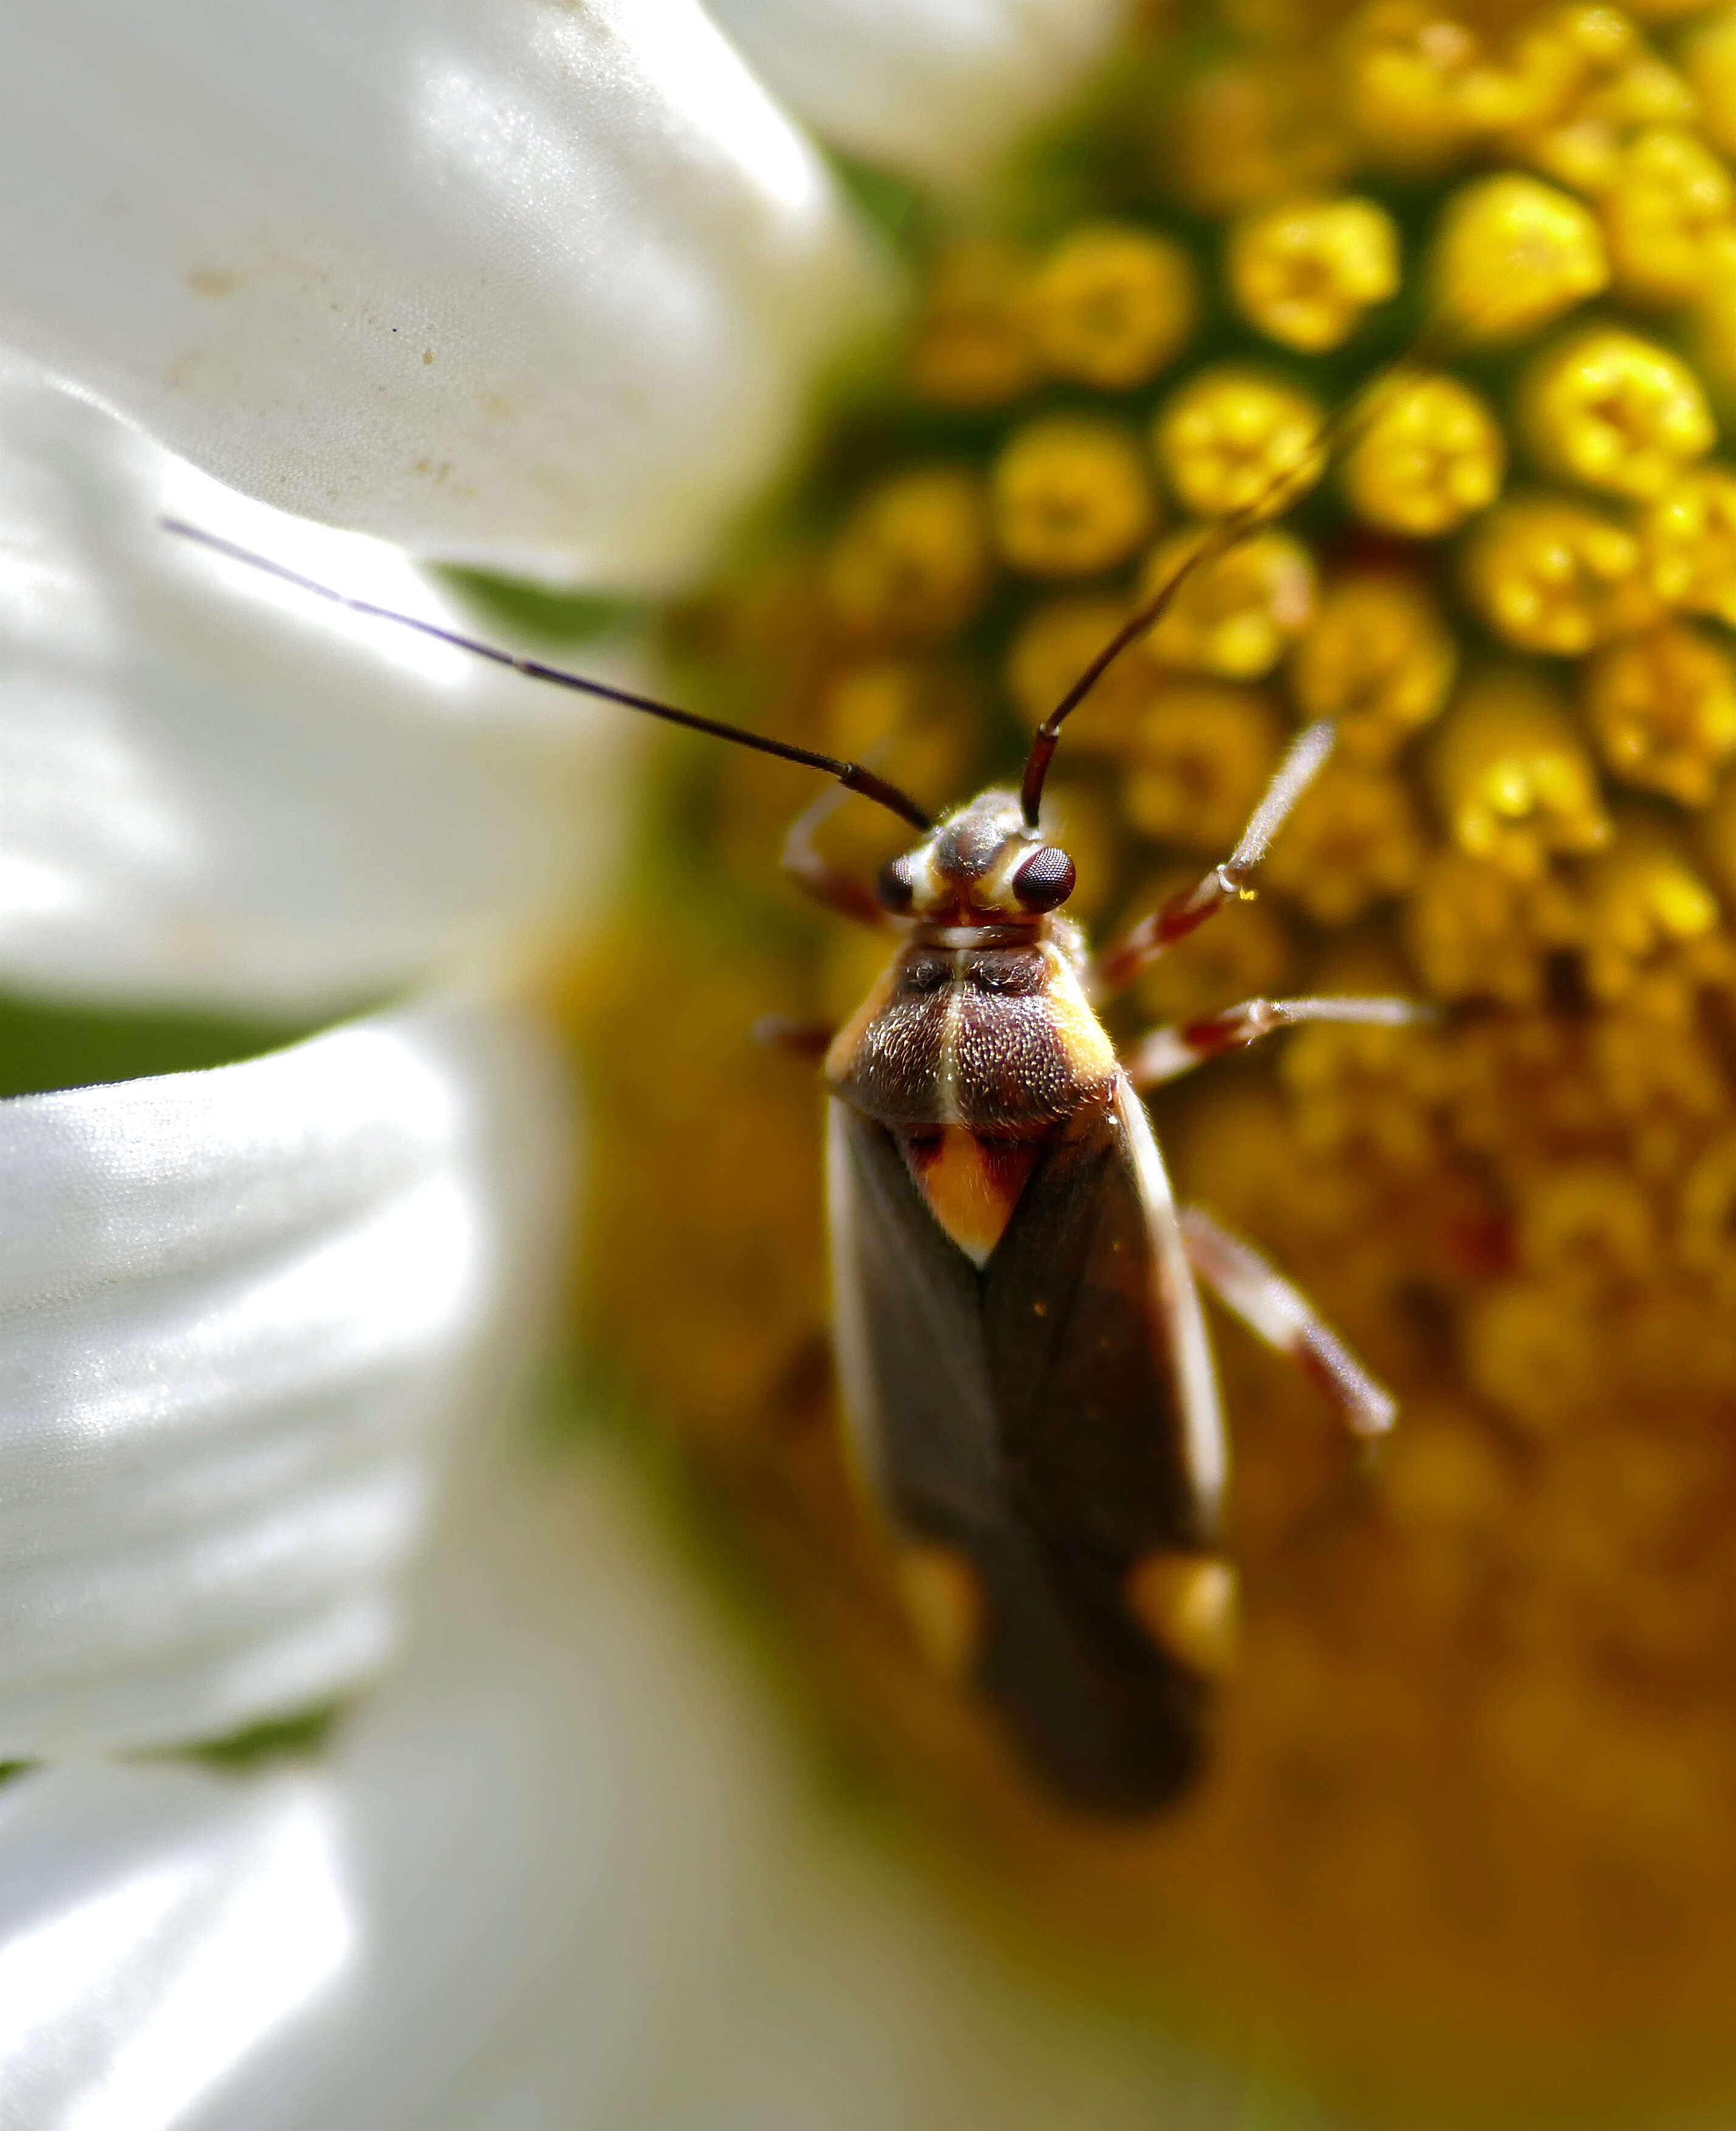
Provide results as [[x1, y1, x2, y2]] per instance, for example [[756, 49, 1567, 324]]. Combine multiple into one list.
[[1180, 1205, 1396, 1440]]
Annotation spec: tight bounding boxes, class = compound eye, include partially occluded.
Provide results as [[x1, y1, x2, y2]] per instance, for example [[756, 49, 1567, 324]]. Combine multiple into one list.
[[1012, 845, 1076, 912], [877, 854, 917, 914]]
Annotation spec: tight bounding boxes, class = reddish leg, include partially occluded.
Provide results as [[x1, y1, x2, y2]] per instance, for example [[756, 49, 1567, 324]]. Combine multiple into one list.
[[1093, 720, 1334, 1000], [752, 1016, 836, 1059], [1180, 1205, 1395, 1440], [1122, 994, 1430, 1090], [782, 782, 888, 929]]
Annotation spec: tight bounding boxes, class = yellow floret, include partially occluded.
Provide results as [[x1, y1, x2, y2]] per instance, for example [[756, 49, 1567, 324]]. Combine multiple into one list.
[[1464, 1277, 1606, 1431], [824, 467, 992, 642], [1522, 326, 1715, 499], [1261, 760, 1426, 921], [1464, 494, 1658, 653], [1291, 572, 1458, 761], [1587, 1004, 1731, 1169], [1581, 623, 1736, 805], [1341, 1, 1531, 170], [1406, 848, 1583, 1001], [1432, 172, 1610, 338], [1515, 1160, 1658, 1296], [1499, 7, 1694, 194], [1139, 527, 1316, 677], [1341, 371, 1506, 535], [1029, 224, 1198, 390], [1601, 129, 1736, 306], [1153, 368, 1326, 519], [1579, 827, 1730, 1016], [1227, 196, 1402, 352], [1430, 671, 1611, 876], [908, 238, 1039, 409], [1122, 682, 1285, 847], [991, 416, 1156, 577], [1643, 466, 1736, 624]]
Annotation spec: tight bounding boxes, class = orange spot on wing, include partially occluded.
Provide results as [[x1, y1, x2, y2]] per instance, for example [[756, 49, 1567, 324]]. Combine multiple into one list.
[[905, 1126, 1042, 1265]]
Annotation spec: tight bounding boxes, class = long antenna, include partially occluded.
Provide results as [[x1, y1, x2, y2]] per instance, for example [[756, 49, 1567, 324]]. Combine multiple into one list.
[[159, 518, 934, 834], [1018, 310, 1473, 829]]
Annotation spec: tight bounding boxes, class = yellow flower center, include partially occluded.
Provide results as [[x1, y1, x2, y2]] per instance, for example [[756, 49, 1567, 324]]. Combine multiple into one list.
[[584, 3, 1736, 2115]]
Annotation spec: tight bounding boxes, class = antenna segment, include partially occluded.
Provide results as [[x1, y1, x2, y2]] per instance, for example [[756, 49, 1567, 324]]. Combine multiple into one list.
[[159, 518, 934, 834]]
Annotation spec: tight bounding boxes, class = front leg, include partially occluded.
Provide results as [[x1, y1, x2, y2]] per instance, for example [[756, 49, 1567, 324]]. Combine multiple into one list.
[[752, 1016, 836, 1061], [1093, 719, 1334, 999], [1180, 1205, 1395, 1440], [781, 781, 888, 929], [1123, 994, 1428, 1090]]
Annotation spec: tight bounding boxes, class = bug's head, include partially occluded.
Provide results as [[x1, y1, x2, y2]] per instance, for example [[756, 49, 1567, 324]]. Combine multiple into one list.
[[875, 788, 1076, 926]]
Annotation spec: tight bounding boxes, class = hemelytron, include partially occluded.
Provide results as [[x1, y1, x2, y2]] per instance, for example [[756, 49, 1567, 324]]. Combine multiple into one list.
[[163, 506, 1419, 1815]]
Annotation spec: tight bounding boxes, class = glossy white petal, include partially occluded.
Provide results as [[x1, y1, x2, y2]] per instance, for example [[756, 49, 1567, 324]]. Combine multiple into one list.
[[0, 1766, 350, 2131], [0, 360, 631, 1013], [0, 993, 567, 1759], [162, 1438, 1240, 2130], [705, 0, 1128, 186], [0, 0, 885, 581]]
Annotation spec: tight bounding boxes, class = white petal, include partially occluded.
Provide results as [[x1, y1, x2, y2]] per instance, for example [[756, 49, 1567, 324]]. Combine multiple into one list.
[[175, 1439, 1243, 2129], [0, 359, 631, 1013], [705, 0, 1129, 187], [0, 1765, 350, 2131], [0, 0, 887, 580], [0, 992, 567, 1758]]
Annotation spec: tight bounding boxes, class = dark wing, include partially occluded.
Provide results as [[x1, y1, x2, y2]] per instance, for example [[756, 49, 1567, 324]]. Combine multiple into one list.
[[826, 1095, 1003, 1532], [825, 1079, 1229, 1814], [981, 1075, 1225, 1556]]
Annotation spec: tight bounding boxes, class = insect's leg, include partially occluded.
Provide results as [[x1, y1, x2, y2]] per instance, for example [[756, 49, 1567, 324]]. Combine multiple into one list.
[[781, 780, 888, 929], [1179, 1205, 1396, 1440], [752, 1015, 836, 1059], [1093, 720, 1334, 999], [1123, 995, 1429, 1090]]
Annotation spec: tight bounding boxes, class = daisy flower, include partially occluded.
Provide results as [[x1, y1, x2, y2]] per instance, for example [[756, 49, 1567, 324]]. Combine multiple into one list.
[[12, 0, 1736, 2121]]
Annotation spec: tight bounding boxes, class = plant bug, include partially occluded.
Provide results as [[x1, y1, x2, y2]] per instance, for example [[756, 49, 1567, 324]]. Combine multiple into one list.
[[162, 503, 1421, 1815]]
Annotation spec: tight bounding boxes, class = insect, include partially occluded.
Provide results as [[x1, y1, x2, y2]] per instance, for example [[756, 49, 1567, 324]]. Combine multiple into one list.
[[162, 508, 1417, 1815]]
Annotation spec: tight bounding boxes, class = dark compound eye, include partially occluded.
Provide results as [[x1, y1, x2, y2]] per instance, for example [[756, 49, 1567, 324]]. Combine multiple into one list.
[[1012, 845, 1076, 912], [877, 854, 916, 913]]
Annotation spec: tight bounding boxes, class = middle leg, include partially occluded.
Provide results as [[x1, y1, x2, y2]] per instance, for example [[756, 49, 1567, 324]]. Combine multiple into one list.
[[1122, 994, 1430, 1090]]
